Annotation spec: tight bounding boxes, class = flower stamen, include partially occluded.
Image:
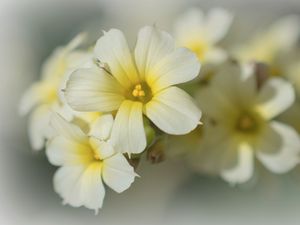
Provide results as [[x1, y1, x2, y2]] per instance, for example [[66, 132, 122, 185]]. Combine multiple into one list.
[[94, 153, 101, 160], [236, 114, 258, 133], [132, 84, 146, 97]]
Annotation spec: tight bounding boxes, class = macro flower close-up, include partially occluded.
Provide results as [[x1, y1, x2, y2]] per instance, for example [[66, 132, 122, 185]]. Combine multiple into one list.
[[2, 0, 300, 224], [174, 8, 233, 63], [64, 26, 202, 154], [185, 62, 300, 184], [46, 113, 137, 213], [19, 33, 91, 150]]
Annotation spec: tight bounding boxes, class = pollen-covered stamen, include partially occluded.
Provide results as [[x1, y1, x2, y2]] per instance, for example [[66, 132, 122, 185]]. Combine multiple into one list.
[[128, 82, 152, 103], [132, 84, 146, 97], [128, 82, 153, 103]]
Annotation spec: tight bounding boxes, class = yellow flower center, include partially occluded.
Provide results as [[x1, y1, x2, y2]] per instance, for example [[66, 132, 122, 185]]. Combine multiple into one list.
[[185, 39, 209, 61], [132, 84, 145, 97], [93, 153, 101, 160], [236, 114, 257, 133], [270, 65, 282, 77], [128, 82, 152, 103]]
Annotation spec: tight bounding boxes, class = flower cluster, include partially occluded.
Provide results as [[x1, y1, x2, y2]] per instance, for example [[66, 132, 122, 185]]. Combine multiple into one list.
[[20, 8, 300, 212]]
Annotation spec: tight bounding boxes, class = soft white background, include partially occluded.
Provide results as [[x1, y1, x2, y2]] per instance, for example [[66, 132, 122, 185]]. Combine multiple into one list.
[[1, 0, 300, 224]]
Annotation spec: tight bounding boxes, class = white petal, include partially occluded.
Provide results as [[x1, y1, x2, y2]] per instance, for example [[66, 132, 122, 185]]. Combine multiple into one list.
[[187, 126, 254, 184], [102, 153, 137, 193], [214, 62, 257, 103], [278, 101, 300, 133], [19, 84, 42, 116], [28, 105, 53, 150], [94, 29, 139, 87], [89, 114, 114, 140], [50, 113, 87, 143], [204, 8, 233, 43], [145, 87, 201, 135], [148, 47, 201, 93], [89, 138, 115, 160], [65, 68, 124, 112], [174, 8, 205, 44], [64, 50, 93, 71], [40, 33, 86, 80], [196, 85, 237, 121], [269, 15, 300, 50], [54, 163, 105, 213], [256, 121, 300, 173], [19, 82, 54, 116], [255, 78, 295, 119], [110, 100, 146, 154], [187, 125, 233, 176], [195, 62, 257, 121], [134, 26, 175, 80], [221, 143, 254, 184], [46, 136, 93, 166], [65, 32, 86, 51]]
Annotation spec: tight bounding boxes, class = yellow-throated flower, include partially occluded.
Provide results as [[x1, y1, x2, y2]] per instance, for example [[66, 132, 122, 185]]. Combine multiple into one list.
[[65, 26, 202, 154], [46, 113, 137, 213], [188, 62, 300, 184], [233, 15, 300, 67], [174, 8, 233, 63], [19, 33, 91, 150]]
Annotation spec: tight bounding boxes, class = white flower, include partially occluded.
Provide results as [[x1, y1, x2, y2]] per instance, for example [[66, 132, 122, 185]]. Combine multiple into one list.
[[188, 62, 300, 184], [233, 15, 300, 65], [46, 113, 137, 214], [65, 26, 202, 154], [174, 8, 233, 63], [19, 33, 91, 150]]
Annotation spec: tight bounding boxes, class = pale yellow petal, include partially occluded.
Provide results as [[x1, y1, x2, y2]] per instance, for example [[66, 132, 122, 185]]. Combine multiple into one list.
[[204, 8, 233, 43], [255, 121, 300, 173], [221, 142, 254, 184], [89, 138, 115, 160], [134, 26, 174, 81], [102, 153, 137, 193], [94, 29, 139, 87], [255, 78, 295, 119], [89, 114, 114, 141], [110, 100, 146, 154], [145, 87, 201, 135], [65, 68, 124, 112], [195, 62, 257, 120], [50, 113, 87, 143], [19, 81, 57, 115], [174, 8, 205, 45], [28, 105, 53, 150], [148, 47, 200, 93], [47, 136, 93, 166], [54, 163, 105, 214]]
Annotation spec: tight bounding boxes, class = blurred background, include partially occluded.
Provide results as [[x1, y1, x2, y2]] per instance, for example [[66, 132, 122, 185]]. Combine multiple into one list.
[[1, 0, 300, 224]]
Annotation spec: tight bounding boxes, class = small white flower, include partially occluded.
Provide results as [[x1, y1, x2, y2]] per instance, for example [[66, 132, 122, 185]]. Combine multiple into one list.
[[188, 62, 300, 184], [233, 15, 300, 64], [46, 113, 137, 214], [19, 33, 91, 150], [65, 26, 202, 154], [232, 16, 300, 135], [174, 8, 233, 63]]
